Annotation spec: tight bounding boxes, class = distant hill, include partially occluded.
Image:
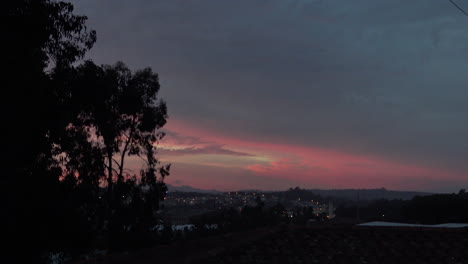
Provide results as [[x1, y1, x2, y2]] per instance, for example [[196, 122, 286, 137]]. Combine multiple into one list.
[[305, 188, 432, 200], [166, 184, 431, 200], [166, 184, 221, 194]]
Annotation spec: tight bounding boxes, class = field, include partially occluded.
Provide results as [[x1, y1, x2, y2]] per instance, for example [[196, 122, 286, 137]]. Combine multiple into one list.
[[74, 223, 468, 264]]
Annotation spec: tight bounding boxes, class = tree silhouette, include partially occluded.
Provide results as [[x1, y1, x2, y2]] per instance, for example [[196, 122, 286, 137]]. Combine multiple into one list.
[[71, 61, 168, 195], [3, 0, 170, 260], [3, 1, 96, 261], [66, 61, 170, 247]]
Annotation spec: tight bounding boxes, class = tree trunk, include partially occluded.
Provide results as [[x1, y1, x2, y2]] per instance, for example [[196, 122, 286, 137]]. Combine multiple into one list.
[[107, 150, 113, 199]]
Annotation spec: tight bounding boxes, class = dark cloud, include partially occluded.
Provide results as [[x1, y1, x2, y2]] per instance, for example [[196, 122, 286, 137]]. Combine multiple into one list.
[[159, 130, 254, 156], [161, 130, 211, 146], [159, 144, 254, 157], [73, 0, 468, 176], [172, 179, 183, 185]]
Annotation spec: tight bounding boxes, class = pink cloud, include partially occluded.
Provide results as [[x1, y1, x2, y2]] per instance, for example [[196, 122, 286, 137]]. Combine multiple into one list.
[[161, 130, 211, 146], [247, 158, 328, 175], [158, 117, 468, 191], [159, 144, 254, 157]]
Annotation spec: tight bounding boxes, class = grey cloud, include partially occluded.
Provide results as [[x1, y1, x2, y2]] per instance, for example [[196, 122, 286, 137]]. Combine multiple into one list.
[[73, 0, 468, 176], [161, 130, 211, 145], [160, 130, 254, 156], [159, 145, 254, 157]]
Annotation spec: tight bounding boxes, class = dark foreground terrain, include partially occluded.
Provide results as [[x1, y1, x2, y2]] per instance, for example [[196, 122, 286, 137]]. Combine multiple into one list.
[[74, 224, 468, 264]]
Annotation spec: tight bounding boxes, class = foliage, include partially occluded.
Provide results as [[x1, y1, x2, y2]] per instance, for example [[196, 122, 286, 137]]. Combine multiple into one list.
[[62, 61, 170, 246], [3, 1, 169, 261], [402, 191, 468, 224], [190, 202, 288, 236], [282, 187, 324, 202], [3, 1, 96, 262], [334, 190, 468, 224]]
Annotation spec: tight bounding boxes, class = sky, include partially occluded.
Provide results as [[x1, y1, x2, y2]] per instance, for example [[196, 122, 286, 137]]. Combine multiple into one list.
[[72, 0, 468, 192]]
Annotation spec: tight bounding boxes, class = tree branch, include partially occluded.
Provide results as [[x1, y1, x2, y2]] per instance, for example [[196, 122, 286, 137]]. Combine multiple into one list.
[[118, 116, 136, 182]]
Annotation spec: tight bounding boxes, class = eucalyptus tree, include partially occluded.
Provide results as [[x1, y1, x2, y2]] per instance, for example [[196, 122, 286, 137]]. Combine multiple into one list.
[[3, 0, 171, 258], [68, 61, 170, 242], [3, 0, 96, 261]]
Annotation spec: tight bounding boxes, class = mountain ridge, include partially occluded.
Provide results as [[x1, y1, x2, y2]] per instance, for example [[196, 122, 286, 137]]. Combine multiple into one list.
[[166, 184, 433, 200]]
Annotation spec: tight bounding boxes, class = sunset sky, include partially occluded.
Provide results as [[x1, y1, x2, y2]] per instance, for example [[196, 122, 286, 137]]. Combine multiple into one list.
[[73, 0, 468, 192]]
